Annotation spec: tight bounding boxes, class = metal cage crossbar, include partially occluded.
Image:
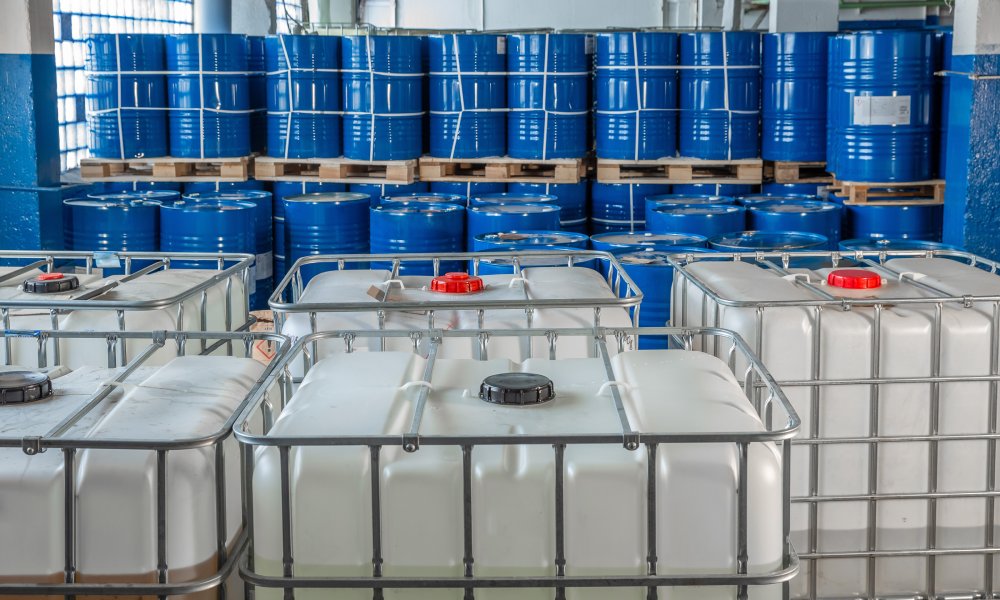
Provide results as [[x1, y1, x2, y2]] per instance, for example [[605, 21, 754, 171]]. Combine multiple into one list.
[[668, 249, 1000, 600], [234, 326, 801, 596], [0, 329, 290, 598]]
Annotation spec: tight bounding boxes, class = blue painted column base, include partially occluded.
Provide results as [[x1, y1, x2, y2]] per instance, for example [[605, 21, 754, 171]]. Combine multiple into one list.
[[942, 54, 1000, 258], [0, 53, 60, 188], [0, 186, 65, 250]]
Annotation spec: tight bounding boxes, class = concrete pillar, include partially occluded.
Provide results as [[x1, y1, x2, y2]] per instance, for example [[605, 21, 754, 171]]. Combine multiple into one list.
[[941, 0, 1000, 258], [0, 0, 64, 250], [768, 0, 838, 32], [195, 0, 234, 33], [233, 0, 276, 35]]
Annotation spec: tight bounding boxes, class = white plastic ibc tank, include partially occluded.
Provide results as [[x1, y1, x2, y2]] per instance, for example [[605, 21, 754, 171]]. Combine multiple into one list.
[[0, 266, 248, 368], [0, 354, 265, 598], [670, 253, 1000, 598], [277, 264, 635, 363], [249, 345, 788, 600]]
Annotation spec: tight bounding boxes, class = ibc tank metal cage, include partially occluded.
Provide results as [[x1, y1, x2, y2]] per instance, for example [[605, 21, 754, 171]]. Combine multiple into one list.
[[668, 248, 1000, 600], [234, 326, 801, 596], [0, 250, 254, 365], [0, 329, 289, 599]]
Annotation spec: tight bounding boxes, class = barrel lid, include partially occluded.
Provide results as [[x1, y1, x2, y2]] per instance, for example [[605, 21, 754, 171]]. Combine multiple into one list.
[[431, 272, 484, 294], [591, 231, 708, 246], [839, 238, 955, 252], [69, 197, 162, 209], [708, 231, 828, 250], [476, 231, 587, 246], [653, 204, 742, 216], [647, 194, 733, 206], [373, 202, 463, 214], [162, 199, 256, 212], [471, 193, 558, 206], [23, 273, 80, 294], [749, 199, 838, 213], [382, 193, 465, 205], [0, 370, 53, 405], [184, 190, 271, 203], [738, 193, 817, 206], [285, 192, 370, 204], [827, 269, 882, 289], [480, 372, 555, 406], [471, 203, 560, 214]]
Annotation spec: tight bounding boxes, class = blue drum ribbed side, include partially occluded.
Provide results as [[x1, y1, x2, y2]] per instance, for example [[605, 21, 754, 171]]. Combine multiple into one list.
[[762, 32, 828, 162], [166, 34, 250, 158], [708, 230, 828, 251], [644, 193, 735, 223], [672, 183, 753, 196], [341, 35, 424, 160], [381, 192, 466, 207], [65, 195, 161, 256], [284, 192, 370, 284], [839, 238, 956, 251], [272, 181, 348, 285], [430, 181, 506, 204], [159, 199, 255, 270], [86, 34, 167, 159], [247, 36, 267, 154], [350, 182, 429, 206], [467, 203, 561, 247], [370, 203, 466, 275], [469, 192, 558, 208], [937, 30, 952, 178], [428, 34, 506, 158], [266, 34, 341, 158], [508, 182, 588, 233], [827, 30, 934, 182], [184, 180, 269, 194], [595, 31, 678, 160], [761, 182, 822, 195], [473, 230, 589, 251], [507, 33, 589, 159], [589, 182, 671, 233], [679, 31, 761, 159], [648, 204, 747, 239], [843, 203, 943, 241], [590, 231, 707, 253], [96, 181, 182, 193], [184, 190, 273, 309], [747, 199, 842, 247]]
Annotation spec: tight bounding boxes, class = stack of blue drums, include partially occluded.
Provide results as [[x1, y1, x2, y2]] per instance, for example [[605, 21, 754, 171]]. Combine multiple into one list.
[[428, 34, 506, 158], [247, 36, 267, 154], [370, 203, 466, 274], [86, 34, 168, 159], [166, 34, 251, 158], [679, 31, 761, 159], [341, 35, 424, 160], [827, 29, 934, 181], [590, 183, 671, 233], [762, 32, 828, 162], [507, 33, 589, 159], [284, 192, 370, 284], [266, 34, 341, 158], [595, 31, 678, 160]]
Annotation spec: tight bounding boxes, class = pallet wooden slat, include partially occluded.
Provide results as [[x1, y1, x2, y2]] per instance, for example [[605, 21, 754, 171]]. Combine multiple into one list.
[[829, 179, 946, 205], [79, 155, 252, 182], [253, 157, 417, 183], [595, 157, 763, 184], [418, 156, 586, 183], [764, 161, 833, 184]]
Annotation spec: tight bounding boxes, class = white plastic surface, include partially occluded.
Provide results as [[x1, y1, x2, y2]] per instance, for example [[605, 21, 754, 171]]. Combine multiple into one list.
[[671, 257, 1000, 598], [0, 267, 248, 368], [0, 356, 264, 593], [252, 349, 782, 600]]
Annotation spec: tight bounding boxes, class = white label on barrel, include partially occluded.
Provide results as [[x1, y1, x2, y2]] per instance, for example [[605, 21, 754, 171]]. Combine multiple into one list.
[[496, 36, 506, 55], [255, 252, 273, 279], [852, 95, 911, 126]]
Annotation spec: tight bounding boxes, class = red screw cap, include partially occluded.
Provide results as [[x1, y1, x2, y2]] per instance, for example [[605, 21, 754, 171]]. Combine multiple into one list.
[[37, 273, 65, 281], [430, 272, 485, 294], [827, 269, 882, 289]]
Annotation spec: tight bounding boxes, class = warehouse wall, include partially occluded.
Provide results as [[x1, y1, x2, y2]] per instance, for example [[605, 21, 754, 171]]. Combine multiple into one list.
[[361, 0, 668, 30]]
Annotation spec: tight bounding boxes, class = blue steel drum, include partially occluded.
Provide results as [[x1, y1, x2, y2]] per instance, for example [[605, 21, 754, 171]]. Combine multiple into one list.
[[842, 202, 943, 241], [86, 34, 168, 159], [827, 30, 934, 182], [648, 204, 747, 239], [284, 192, 370, 284], [430, 181, 506, 204], [472, 230, 589, 251], [166, 34, 250, 158], [839, 238, 957, 251], [381, 192, 466, 207], [761, 182, 822, 195], [618, 247, 715, 348], [272, 181, 348, 285], [266, 34, 341, 158], [708, 230, 828, 251], [184, 190, 273, 309], [644, 193, 735, 223], [469, 192, 558, 208], [747, 199, 842, 247], [466, 203, 561, 247], [737, 192, 817, 206], [350, 182, 429, 206], [184, 180, 269, 193], [341, 35, 423, 160], [370, 203, 466, 275], [159, 199, 255, 270], [473, 246, 598, 275], [508, 182, 588, 233], [589, 182, 672, 234], [428, 34, 506, 158], [65, 195, 162, 274], [679, 32, 761, 159], [590, 231, 707, 254], [595, 31, 678, 160], [937, 30, 953, 178], [672, 183, 754, 196], [247, 36, 267, 154], [507, 33, 589, 159], [96, 181, 182, 193], [762, 32, 829, 162]]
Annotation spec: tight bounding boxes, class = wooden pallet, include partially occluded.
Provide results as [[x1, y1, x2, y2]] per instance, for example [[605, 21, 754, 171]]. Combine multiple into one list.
[[79, 156, 252, 181], [596, 157, 763, 184], [828, 179, 946, 205], [764, 161, 833, 184], [253, 157, 417, 184], [418, 156, 586, 183]]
